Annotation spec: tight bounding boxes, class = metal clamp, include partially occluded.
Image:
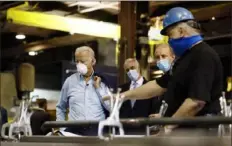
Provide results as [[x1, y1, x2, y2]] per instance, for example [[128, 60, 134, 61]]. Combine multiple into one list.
[[146, 100, 168, 136], [218, 91, 232, 137], [98, 88, 125, 141], [1, 96, 33, 140]]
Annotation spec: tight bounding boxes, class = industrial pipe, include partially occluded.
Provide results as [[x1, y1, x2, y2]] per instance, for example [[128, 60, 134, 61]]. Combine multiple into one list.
[[42, 117, 232, 129]]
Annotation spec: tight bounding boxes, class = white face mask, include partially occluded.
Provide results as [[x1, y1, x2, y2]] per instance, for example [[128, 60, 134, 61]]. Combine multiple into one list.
[[127, 69, 140, 82], [76, 63, 88, 75]]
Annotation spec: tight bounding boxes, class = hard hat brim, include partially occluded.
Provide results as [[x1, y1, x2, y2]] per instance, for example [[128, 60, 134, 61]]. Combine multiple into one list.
[[160, 19, 194, 36]]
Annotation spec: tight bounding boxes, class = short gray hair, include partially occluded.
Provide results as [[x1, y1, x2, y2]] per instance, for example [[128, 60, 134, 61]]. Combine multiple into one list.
[[75, 46, 95, 59], [155, 43, 174, 56], [124, 58, 140, 69], [175, 22, 200, 35]]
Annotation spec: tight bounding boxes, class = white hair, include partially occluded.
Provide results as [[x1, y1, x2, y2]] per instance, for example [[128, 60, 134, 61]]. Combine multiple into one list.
[[75, 46, 95, 59], [175, 22, 200, 36]]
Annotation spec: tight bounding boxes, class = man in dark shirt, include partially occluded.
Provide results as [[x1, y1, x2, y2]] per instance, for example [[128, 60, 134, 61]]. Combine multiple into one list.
[[121, 7, 223, 134], [30, 98, 51, 135]]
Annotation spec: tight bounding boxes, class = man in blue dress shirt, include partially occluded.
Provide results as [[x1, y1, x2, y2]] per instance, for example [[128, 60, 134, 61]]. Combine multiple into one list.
[[56, 46, 110, 136]]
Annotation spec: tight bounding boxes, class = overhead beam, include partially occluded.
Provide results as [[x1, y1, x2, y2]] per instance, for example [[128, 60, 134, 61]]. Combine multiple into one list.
[[150, 3, 232, 21], [0, 2, 24, 11], [2, 34, 95, 58], [6, 3, 120, 39], [2, 22, 55, 37], [191, 3, 232, 21], [149, 1, 180, 7], [25, 34, 95, 52]]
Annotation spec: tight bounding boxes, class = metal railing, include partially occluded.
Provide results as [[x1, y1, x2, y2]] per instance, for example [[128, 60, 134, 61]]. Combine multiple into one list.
[[42, 117, 232, 129]]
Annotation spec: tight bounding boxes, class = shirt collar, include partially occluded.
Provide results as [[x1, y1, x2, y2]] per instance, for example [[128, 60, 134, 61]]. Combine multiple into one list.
[[131, 76, 144, 86], [79, 70, 95, 81]]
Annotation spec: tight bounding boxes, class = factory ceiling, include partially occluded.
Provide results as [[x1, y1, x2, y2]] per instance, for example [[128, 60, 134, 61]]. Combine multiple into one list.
[[0, 1, 231, 60]]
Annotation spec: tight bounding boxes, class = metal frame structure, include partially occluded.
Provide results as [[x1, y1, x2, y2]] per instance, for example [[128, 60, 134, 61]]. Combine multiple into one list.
[[6, 3, 120, 39]]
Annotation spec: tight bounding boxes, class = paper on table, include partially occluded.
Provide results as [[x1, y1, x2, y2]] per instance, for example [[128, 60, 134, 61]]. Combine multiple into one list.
[[59, 131, 83, 137]]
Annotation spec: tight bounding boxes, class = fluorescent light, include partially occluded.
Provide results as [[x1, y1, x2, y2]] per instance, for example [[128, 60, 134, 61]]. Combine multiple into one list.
[[152, 70, 164, 74], [79, 2, 119, 13], [15, 34, 26, 40], [28, 51, 37, 56], [67, 2, 101, 7], [70, 31, 75, 35], [113, 37, 119, 42]]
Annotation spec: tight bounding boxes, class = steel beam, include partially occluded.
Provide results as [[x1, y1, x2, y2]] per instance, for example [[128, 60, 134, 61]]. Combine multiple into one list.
[[118, 1, 137, 85], [6, 3, 120, 39]]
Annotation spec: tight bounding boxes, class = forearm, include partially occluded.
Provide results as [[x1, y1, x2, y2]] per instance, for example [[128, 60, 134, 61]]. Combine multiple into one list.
[[164, 98, 205, 131], [123, 80, 166, 100], [172, 98, 205, 118]]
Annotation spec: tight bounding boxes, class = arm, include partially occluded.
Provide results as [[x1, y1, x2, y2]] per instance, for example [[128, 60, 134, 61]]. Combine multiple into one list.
[[123, 80, 166, 100], [56, 79, 69, 121], [165, 98, 206, 132], [94, 76, 111, 111], [172, 98, 205, 118]]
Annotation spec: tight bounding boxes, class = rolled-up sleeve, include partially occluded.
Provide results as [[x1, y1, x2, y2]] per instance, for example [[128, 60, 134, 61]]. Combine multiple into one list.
[[95, 82, 110, 111], [56, 78, 69, 121], [156, 72, 170, 88]]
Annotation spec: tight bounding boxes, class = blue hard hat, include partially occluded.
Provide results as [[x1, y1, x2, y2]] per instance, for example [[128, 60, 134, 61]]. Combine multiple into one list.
[[161, 7, 195, 35]]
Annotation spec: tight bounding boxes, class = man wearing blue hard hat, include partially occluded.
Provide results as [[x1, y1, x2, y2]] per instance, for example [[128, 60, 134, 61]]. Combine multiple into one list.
[[121, 7, 223, 134]]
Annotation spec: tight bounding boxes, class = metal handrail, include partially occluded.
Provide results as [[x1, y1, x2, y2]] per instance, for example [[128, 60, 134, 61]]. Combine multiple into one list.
[[42, 116, 232, 129]]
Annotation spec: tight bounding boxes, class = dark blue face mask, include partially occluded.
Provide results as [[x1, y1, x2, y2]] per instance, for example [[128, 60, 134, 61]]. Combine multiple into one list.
[[168, 35, 203, 57]]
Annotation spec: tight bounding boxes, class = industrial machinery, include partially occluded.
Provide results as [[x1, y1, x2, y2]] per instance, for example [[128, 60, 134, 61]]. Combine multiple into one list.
[[1, 89, 232, 146]]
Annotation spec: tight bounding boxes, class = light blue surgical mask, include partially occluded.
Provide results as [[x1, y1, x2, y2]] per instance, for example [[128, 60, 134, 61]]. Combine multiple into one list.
[[127, 69, 139, 82], [157, 59, 171, 72]]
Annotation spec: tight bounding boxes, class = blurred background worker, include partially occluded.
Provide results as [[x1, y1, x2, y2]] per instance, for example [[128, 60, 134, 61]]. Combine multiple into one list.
[[30, 98, 51, 135], [56, 46, 110, 136], [0, 106, 8, 132], [121, 7, 223, 134], [149, 44, 175, 118], [119, 58, 156, 134]]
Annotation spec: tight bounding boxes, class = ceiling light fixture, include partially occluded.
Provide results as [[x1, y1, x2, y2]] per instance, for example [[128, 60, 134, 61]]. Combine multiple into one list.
[[28, 51, 37, 56], [16, 34, 26, 40]]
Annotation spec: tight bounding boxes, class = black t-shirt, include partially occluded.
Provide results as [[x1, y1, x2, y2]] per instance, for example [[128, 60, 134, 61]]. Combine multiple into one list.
[[156, 42, 223, 117], [30, 110, 51, 135]]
